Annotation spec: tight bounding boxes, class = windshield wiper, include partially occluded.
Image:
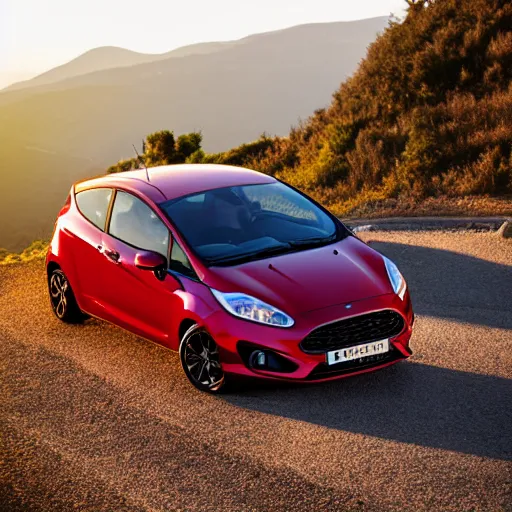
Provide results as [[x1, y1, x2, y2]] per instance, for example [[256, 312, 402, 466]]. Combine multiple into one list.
[[205, 244, 292, 266], [288, 234, 337, 248]]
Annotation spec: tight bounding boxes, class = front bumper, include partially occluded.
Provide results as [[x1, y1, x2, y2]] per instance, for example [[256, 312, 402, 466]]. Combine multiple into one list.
[[205, 291, 414, 383]]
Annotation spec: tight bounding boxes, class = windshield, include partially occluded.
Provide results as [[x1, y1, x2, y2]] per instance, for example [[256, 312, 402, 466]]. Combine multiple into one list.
[[160, 182, 346, 266]]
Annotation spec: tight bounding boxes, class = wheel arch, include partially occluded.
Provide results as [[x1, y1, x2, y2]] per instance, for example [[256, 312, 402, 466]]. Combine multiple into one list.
[[178, 318, 197, 342], [46, 259, 86, 314], [46, 261, 61, 281]]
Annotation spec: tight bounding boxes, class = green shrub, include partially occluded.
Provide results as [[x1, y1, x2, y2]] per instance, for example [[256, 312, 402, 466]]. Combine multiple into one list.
[[108, 131, 203, 173]]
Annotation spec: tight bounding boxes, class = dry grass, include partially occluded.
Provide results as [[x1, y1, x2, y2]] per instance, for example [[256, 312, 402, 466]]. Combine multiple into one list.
[[0, 240, 48, 266], [328, 194, 512, 218]]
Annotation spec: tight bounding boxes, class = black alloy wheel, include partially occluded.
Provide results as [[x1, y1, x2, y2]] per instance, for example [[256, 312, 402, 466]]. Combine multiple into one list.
[[48, 269, 84, 323], [180, 325, 227, 393]]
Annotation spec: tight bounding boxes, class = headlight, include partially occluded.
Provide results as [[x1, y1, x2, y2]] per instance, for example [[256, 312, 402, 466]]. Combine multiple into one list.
[[383, 257, 407, 300], [211, 289, 294, 327]]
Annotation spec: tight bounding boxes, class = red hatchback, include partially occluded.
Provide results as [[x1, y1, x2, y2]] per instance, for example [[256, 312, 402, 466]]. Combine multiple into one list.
[[47, 164, 413, 392]]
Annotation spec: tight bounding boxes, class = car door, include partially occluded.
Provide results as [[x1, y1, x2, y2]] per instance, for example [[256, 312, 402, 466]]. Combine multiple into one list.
[[70, 187, 114, 316], [98, 189, 182, 345]]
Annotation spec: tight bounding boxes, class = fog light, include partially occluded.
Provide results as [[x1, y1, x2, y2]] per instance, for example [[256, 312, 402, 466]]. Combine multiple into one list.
[[238, 342, 299, 373], [251, 350, 267, 368]]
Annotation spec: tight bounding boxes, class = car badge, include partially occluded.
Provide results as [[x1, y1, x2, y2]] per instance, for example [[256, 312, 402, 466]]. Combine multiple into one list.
[[345, 304, 352, 309]]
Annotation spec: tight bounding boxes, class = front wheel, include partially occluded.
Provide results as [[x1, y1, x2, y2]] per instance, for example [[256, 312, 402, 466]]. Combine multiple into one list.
[[179, 325, 228, 393], [48, 269, 85, 323]]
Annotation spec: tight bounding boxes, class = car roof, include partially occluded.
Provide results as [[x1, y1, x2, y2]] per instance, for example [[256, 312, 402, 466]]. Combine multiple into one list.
[[74, 164, 276, 203]]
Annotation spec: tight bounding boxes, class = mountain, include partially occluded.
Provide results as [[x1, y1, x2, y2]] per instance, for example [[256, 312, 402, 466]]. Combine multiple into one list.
[[0, 17, 387, 251], [3, 48, 158, 92], [0, 71, 37, 90], [3, 42, 233, 93]]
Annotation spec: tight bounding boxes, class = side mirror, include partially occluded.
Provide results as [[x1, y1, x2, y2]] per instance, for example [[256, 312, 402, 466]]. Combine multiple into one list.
[[135, 250, 167, 272]]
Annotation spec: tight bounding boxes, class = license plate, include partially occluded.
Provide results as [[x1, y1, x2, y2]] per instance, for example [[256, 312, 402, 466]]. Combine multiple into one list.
[[326, 339, 389, 365]]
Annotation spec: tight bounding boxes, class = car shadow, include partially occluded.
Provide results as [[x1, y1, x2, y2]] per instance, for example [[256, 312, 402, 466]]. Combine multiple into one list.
[[367, 241, 512, 330], [222, 242, 511, 460], [223, 361, 512, 460]]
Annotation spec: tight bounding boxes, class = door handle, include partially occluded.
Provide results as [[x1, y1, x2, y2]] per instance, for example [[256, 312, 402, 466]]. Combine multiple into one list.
[[103, 247, 121, 263], [105, 249, 120, 263]]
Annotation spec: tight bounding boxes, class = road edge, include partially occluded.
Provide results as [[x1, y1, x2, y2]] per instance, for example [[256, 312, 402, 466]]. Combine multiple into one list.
[[342, 216, 511, 233]]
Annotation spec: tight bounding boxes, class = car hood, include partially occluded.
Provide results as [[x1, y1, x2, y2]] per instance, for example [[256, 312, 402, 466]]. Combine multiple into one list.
[[203, 236, 392, 316]]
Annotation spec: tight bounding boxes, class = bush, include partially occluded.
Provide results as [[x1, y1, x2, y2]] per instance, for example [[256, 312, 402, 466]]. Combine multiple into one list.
[[189, 135, 276, 168], [108, 131, 203, 173], [0, 240, 48, 265]]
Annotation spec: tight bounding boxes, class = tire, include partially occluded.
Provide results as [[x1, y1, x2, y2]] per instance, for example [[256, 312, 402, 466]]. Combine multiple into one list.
[[179, 324, 229, 393], [48, 269, 85, 323]]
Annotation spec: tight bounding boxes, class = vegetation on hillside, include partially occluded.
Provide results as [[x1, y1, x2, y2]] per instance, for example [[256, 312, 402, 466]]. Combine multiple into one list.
[[109, 0, 511, 216], [107, 130, 203, 173], [244, 0, 511, 214], [0, 240, 48, 265]]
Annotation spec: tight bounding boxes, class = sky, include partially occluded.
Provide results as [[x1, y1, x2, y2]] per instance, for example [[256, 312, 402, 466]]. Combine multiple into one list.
[[0, 0, 406, 86]]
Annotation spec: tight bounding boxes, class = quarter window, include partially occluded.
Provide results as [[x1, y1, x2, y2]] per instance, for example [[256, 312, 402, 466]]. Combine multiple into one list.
[[75, 188, 112, 230], [109, 191, 169, 257], [169, 239, 197, 279]]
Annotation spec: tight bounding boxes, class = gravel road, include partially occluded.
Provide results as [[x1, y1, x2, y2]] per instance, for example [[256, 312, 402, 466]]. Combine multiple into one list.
[[1, 231, 511, 511]]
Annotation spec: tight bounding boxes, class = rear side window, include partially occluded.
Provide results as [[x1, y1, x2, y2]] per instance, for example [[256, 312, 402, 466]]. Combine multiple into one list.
[[75, 188, 112, 230], [109, 191, 169, 257]]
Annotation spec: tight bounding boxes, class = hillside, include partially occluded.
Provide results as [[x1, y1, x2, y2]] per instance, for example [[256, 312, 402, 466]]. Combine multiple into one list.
[[0, 136, 100, 252], [0, 17, 387, 251], [229, 0, 512, 215]]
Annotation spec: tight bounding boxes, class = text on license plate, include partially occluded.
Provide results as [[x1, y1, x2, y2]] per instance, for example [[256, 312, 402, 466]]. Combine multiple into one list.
[[326, 339, 389, 365]]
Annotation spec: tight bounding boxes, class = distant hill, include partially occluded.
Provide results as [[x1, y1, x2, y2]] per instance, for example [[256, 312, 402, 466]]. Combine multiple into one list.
[[0, 138, 100, 252], [0, 17, 387, 251], [3, 42, 233, 93], [0, 71, 37, 90], [3, 47, 159, 92]]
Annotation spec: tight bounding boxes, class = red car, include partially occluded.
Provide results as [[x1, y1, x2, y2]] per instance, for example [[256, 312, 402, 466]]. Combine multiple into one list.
[[47, 164, 413, 393]]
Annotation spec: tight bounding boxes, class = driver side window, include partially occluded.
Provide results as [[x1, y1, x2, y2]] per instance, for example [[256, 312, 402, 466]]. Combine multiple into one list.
[[109, 191, 169, 258]]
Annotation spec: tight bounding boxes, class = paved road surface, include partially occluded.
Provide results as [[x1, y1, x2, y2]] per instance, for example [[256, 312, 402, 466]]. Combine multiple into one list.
[[1, 231, 511, 511]]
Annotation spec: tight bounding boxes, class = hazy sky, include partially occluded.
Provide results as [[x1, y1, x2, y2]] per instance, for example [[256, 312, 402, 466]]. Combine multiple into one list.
[[1, 0, 406, 77]]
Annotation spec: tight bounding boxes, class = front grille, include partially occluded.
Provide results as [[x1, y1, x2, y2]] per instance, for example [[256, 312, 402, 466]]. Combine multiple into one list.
[[300, 310, 405, 354]]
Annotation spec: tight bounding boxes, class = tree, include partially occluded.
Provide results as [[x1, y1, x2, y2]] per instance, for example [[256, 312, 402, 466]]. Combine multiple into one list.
[[145, 130, 177, 165], [107, 130, 204, 172], [176, 132, 203, 161]]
